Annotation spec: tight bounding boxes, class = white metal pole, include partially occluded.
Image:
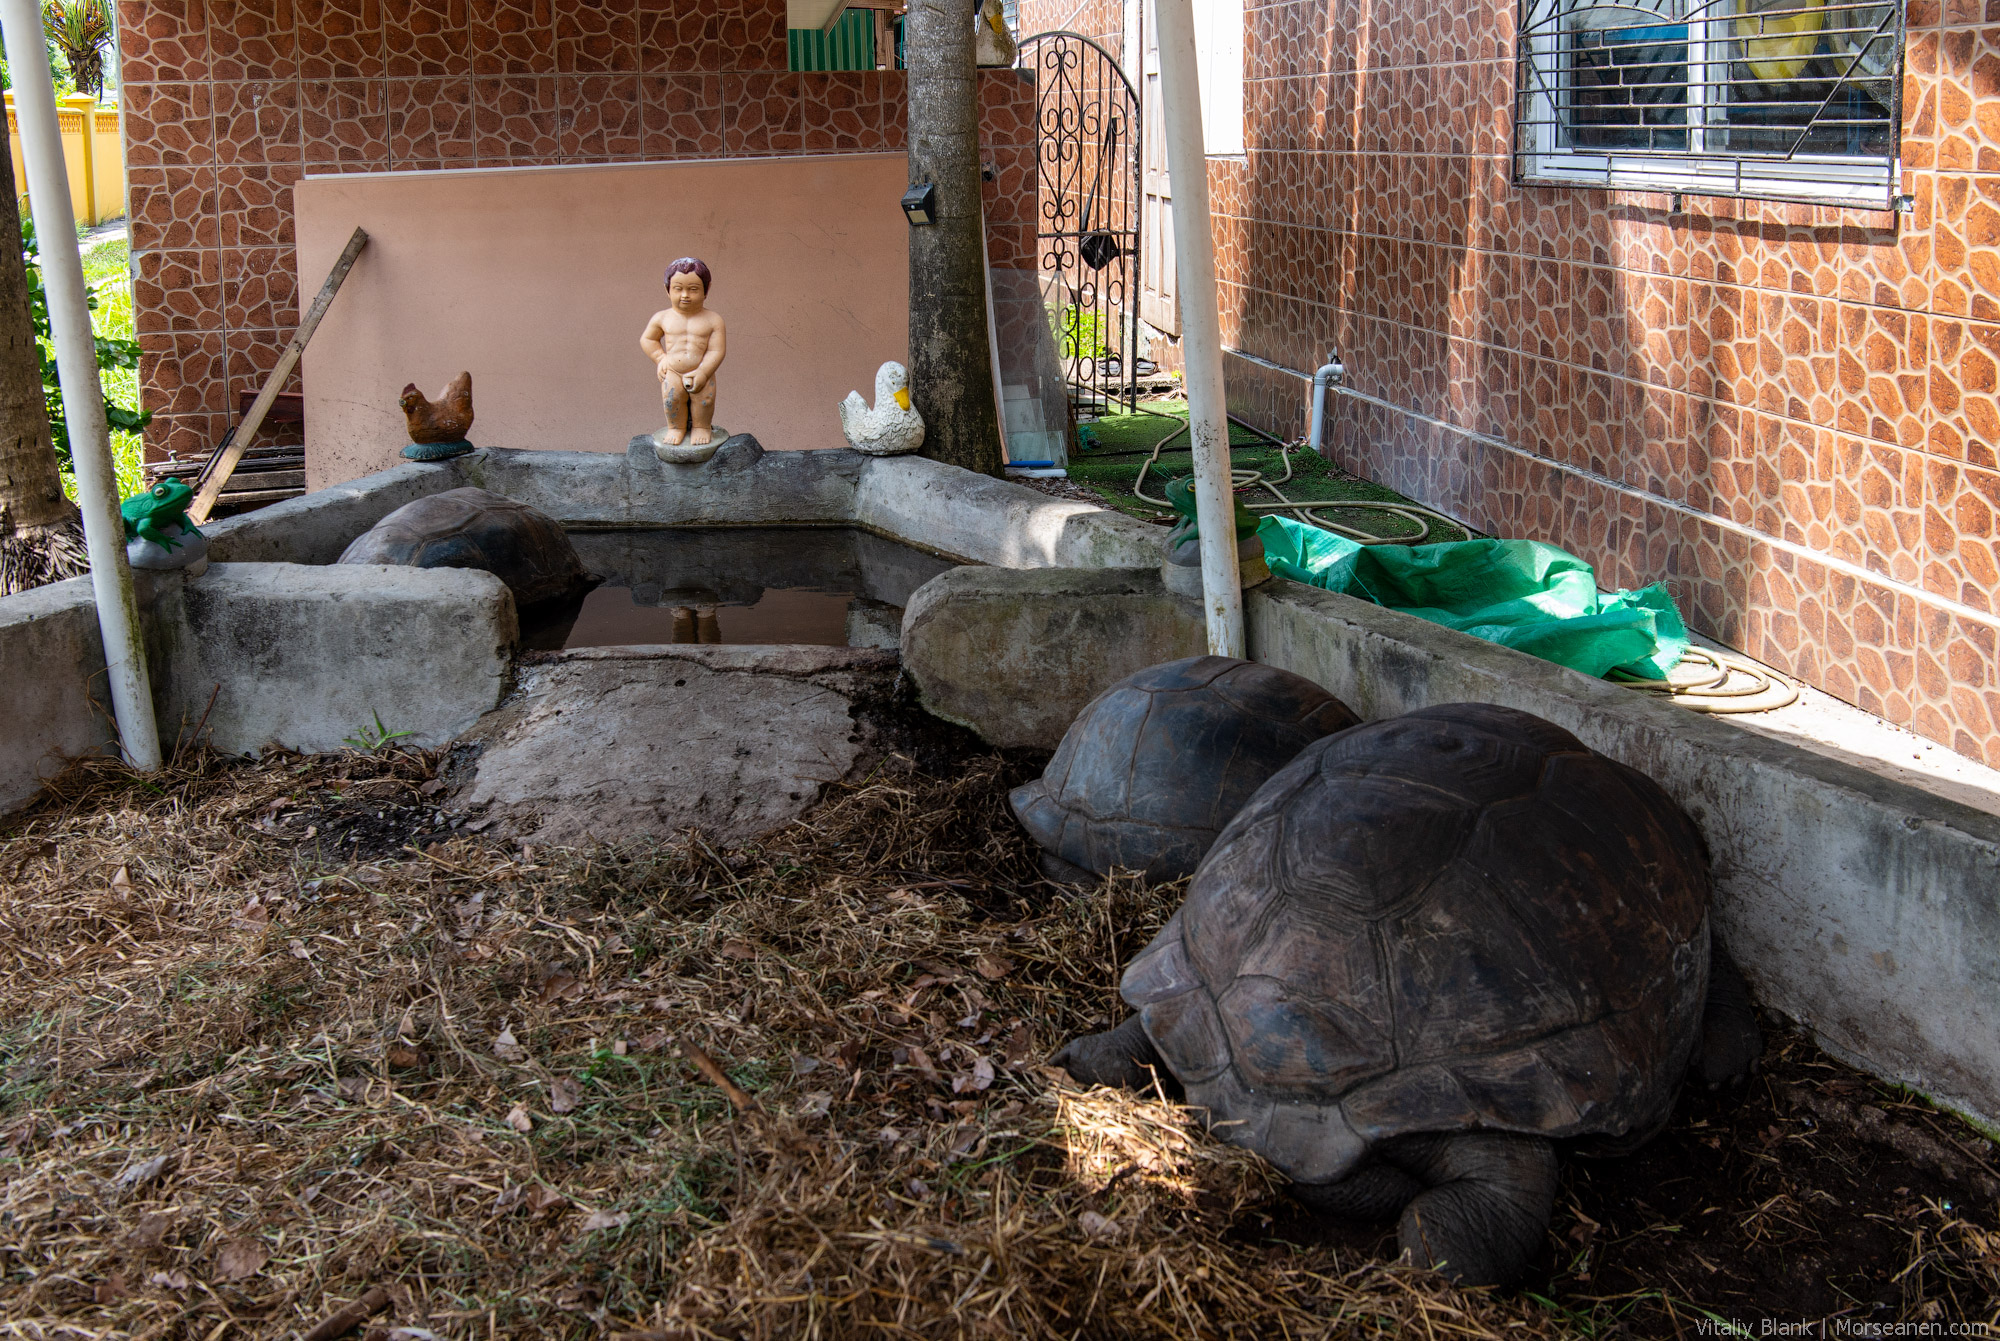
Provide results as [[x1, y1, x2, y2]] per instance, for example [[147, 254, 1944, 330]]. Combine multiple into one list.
[[1, 0, 162, 770], [1152, 0, 1243, 658]]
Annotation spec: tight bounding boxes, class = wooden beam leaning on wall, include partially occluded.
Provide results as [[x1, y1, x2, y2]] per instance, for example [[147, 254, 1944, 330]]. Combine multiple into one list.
[[190, 227, 370, 525]]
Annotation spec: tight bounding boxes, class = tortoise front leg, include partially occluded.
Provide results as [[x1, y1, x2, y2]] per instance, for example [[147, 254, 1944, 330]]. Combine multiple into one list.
[[1050, 1014, 1174, 1093], [1290, 1163, 1424, 1222], [1386, 1131, 1558, 1287], [1692, 945, 1762, 1090]]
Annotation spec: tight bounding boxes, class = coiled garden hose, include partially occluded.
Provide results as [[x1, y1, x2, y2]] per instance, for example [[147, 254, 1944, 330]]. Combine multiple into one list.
[[1609, 646, 1801, 714], [1099, 402, 1799, 714], [1121, 411, 1460, 545]]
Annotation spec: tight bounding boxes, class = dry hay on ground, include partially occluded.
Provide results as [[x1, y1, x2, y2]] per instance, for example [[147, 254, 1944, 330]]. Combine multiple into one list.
[[0, 744, 1994, 1338]]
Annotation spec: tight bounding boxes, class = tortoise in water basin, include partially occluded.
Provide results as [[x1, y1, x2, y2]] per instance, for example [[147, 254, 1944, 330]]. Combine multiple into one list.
[[1009, 656, 1360, 883], [1053, 702, 1760, 1287], [337, 487, 591, 609]]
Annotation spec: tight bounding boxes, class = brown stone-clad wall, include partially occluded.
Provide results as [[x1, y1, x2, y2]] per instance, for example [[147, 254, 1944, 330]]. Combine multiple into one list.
[[116, 0, 1038, 462], [1187, 0, 2000, 767]]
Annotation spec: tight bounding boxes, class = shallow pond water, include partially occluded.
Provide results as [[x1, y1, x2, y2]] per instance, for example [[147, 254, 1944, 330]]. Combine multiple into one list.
[[525, 527, 960, 650]]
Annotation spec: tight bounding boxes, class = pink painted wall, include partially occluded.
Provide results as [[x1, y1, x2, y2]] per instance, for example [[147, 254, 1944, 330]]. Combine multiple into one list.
[[295, 152, 911, 487]]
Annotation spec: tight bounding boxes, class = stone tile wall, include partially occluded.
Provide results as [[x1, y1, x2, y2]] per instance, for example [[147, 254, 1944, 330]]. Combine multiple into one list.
[[117, 0, 1038, 462], [1050, 0, 2000, 767]]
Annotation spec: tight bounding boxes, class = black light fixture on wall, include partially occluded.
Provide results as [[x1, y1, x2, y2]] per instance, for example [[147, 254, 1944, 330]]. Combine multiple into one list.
[[901, 182, 937, 226]]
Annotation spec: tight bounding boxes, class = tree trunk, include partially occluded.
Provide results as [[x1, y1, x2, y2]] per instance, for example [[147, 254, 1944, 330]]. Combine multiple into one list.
[[905, 0, 1004, 476], [0, 111, 87, 595]]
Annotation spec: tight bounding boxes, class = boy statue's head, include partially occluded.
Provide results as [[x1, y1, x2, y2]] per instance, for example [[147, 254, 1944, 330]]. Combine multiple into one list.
[[664, 256, 711, 308]]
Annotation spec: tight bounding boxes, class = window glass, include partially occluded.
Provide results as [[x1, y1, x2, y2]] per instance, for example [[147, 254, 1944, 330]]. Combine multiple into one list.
[[1193, 0, 1245, 156], [1515, 0, 1902, 208]]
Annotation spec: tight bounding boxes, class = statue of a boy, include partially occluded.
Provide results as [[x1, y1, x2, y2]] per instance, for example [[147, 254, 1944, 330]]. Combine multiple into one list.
[[640, 257, 727, 453]]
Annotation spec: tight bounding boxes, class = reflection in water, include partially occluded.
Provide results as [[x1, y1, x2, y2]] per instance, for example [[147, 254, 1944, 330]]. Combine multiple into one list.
[[561, 588, 854, 648], [522, 527, 959, 650]]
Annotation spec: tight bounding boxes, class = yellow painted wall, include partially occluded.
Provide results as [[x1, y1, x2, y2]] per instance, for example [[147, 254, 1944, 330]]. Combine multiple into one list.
[[4, 93, 125, 225]]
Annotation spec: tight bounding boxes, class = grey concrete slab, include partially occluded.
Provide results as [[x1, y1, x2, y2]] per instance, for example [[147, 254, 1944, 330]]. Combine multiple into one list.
[[145, 563, 516, 756], [0, 577, 116, 812], [447, 644, 901, 846], [855, 453, 1163, 568], [467, 438, 866, 529], [900, 566, 1206, 749]]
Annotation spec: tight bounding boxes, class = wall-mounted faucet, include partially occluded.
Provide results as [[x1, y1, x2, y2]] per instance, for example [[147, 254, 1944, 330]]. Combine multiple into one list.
[[1306, 352, 1346, 455]]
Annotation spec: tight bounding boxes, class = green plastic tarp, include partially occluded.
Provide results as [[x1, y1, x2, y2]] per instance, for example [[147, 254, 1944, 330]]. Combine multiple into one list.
[[1256, 514, 1689, 680]]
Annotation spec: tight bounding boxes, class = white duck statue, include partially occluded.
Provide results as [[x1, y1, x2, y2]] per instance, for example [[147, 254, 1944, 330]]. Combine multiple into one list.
[[975, 0, 1018, 66], [840, 361, 926, 457]]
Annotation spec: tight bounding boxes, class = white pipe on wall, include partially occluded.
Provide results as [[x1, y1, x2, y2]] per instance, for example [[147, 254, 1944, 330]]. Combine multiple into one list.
[[1306, 352, 1345, 455], [1151, 0, 1244, 658], [1, 0, 162, 771]]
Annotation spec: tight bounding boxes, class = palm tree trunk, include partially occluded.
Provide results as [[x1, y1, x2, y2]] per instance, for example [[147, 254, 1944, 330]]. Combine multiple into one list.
[[0, 111, 87, 595], [905, 0, 1004, 476]]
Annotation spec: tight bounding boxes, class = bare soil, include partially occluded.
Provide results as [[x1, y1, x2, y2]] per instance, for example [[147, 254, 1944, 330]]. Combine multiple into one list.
[[0, 735, 1994, 1339]]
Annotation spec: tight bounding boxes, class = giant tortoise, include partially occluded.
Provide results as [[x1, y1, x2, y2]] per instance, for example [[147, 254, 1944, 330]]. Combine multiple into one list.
[[1054, 702, 1759, 1287], [337, 487, 590, 609], [1009, 656, 1359, 883]]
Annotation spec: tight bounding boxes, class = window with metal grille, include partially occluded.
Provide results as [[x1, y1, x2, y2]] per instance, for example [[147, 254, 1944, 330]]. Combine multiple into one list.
[[1513, 0, 1903, 209]]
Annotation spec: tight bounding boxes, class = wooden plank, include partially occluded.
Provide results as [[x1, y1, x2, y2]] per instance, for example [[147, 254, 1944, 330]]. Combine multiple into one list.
[[151, 447, 306, 482], [220, 469, 305, 492], [190, 226, 369, 524], [209, 487, 307, 507]]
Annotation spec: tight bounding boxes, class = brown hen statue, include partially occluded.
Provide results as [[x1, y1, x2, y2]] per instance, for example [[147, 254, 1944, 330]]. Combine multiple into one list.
[[399, 371, 477, 461]]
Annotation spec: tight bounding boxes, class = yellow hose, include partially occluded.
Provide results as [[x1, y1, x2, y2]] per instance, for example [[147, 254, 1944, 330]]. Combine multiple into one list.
[[1610, 646, 1801, 714]]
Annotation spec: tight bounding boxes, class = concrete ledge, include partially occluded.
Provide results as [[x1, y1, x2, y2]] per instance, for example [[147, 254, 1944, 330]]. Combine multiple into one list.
[[146, 563, 517, 755], [204, 457, 477, 564], [901, 566, 1205, 748], [855, 453, 1162, 567], [198, 442, 1159, 572], [0, 578, 115, 812], [464, 439, 865, 529], [1246, 578, 2000, 1133]]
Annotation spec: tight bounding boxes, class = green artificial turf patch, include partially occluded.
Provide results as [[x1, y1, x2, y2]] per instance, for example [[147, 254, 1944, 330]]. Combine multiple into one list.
[[1067, 399, 1475, 546]]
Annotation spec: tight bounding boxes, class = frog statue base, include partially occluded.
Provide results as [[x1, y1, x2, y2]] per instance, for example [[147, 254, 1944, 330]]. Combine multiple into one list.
[[402, 438, 476, 462], [653, 425, 729, 465], [127, 519, 210, 575]]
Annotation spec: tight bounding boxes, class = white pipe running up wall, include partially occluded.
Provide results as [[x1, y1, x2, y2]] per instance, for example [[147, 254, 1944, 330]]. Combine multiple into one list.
[[1306, 353, 1346, 455], [1151, 0, 1244, 658], [0, 0, 162, 770]]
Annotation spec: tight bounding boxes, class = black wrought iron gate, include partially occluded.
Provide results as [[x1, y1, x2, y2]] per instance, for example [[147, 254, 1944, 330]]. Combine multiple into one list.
[[1019, 31, 1143, 415]]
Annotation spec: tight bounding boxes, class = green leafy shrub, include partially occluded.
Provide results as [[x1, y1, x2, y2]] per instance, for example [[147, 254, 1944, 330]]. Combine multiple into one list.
[[1057, 307, 1109, 360], [21, 215, 150, 473]]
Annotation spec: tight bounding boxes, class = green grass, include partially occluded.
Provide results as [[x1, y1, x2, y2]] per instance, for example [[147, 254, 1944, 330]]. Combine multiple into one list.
[[57, 235, 145, 502], [1068, 399, 1475, 545]]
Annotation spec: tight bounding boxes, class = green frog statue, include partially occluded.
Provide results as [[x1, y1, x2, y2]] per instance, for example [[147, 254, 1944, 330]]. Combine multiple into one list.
[[1159, 474, 1268, 599], [122, 479, 209, 574]]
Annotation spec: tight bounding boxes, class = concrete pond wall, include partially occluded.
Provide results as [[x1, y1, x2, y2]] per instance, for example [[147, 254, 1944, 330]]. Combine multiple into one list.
[[0, 436, 1157, 814], [6, 437, 1999, 1135]]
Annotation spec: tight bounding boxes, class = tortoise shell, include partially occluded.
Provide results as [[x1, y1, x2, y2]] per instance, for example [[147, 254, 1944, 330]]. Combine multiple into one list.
[[1009, 656, 1360, 882], [337, 487, 589, 608], [1123, 702, 1711, 1185]]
